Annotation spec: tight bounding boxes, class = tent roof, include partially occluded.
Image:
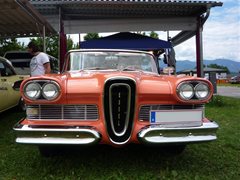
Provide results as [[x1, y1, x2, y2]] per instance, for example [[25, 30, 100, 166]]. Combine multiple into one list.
[[80, 32, 172, 50], [0, 0, 56, 38], [30, 0, 222, 45]]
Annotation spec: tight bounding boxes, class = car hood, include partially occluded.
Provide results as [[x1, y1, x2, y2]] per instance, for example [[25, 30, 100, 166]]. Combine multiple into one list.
[[21, 71, 211, 104], [65, 71, 174, 95]]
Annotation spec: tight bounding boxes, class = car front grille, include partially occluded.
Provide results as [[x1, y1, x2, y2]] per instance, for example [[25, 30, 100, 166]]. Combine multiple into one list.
[[104, 78, 136, 144], [27, 105, 98, 120], [139, 104, 204, 121]]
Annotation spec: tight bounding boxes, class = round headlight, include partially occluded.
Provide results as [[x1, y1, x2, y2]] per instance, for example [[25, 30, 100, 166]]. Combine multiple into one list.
[[42, 82, 60, 100], [195, 83, 210, 99], [177, 83, 194, 100], [24, 82, 41, 100]]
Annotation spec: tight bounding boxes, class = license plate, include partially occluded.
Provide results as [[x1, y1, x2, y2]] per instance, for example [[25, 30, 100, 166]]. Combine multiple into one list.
[[150, 110, 202, 126]]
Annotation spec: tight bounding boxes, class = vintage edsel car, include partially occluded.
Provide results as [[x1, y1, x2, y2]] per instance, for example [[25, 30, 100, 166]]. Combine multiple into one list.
[[14, 49, 218, 156]]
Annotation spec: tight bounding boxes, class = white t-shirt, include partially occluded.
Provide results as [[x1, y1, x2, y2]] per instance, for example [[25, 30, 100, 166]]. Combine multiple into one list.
[[30, 52, 50, 76]]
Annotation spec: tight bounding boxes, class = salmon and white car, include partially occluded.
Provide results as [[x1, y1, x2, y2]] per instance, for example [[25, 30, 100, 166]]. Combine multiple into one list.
[[13, 49, 218, 156], [0, 56, 25, 113]]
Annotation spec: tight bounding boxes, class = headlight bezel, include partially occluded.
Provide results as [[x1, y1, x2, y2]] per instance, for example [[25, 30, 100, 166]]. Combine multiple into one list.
[[42, 82, 60, 100], [194, 82, 211, 100], [23, 80, 61, 101], [177, 81, 211, 101], [23, 82, 42, 100], [177, 82, 194, 100]]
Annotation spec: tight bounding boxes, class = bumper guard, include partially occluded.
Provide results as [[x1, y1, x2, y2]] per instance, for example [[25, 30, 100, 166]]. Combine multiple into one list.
[[138, 121, 218, 144], [13, 123, 101, 145]]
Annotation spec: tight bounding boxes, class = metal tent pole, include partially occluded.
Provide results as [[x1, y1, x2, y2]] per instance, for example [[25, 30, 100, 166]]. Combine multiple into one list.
[[59, 7, 67, 72], [196, 16, 204, 77], [43, 25, 46, 53]]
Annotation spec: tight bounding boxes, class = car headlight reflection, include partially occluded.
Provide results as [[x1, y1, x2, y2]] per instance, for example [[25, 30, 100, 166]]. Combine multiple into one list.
[[23, 81, 60, 100], [177, 83, 194, 100], [194, 83, 210, 99], [177, 81, 211, 101], [24, 82, 41, 100], [42, 82, 60, 100]]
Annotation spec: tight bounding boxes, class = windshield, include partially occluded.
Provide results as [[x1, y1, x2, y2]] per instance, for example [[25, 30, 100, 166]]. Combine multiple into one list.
[[66, 51, 158, 73]]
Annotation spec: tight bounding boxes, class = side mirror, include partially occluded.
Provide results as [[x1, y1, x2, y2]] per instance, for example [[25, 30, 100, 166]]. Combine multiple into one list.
[[12, 80, 23, 91]]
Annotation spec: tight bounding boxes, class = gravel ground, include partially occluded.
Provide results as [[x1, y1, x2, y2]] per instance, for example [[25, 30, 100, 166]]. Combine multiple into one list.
[[216, 86, 240, 98]]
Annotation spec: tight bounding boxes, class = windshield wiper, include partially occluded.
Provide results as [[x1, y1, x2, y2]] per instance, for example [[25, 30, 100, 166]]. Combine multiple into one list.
[[121, 68, 135, 71], [120, 66, 143, 72], [83, 67, 107, 70]]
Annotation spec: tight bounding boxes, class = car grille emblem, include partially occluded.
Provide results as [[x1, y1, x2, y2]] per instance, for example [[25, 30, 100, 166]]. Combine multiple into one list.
[[104, 78, 136, 144]]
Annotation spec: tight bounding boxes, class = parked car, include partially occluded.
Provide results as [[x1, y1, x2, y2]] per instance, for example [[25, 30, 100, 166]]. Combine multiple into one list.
[[13, 49, 218, 156], [229, 75, 240, 84], [4, 51, 59, 75], [0, 56, 25, 113]]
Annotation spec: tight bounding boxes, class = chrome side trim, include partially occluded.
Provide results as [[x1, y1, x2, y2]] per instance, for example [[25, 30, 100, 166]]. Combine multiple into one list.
[[13, 124, 101, 145], [138, 121, 218, 144]]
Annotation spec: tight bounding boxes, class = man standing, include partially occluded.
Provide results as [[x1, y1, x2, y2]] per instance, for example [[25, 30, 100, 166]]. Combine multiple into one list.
[[27, 41, 51, 76]]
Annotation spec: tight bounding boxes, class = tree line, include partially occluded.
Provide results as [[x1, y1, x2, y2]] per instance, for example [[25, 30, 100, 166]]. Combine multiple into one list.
[[0, 32, 230, 73], [0, 36, 75, 58], [0, 31, 159, 58]]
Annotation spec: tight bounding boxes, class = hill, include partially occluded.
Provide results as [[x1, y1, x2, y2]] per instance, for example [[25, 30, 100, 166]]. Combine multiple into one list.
[[159, 59, 240, 73]]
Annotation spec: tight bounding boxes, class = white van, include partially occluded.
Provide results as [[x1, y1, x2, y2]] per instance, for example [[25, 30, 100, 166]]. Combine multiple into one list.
[[4, 51, 59, 75]]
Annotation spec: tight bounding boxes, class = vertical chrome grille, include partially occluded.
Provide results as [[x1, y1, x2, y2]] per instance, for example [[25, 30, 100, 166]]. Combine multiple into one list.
[[109, 83, 131, 136], [104, 78, 136, 144], [27, 105, 98, 120]]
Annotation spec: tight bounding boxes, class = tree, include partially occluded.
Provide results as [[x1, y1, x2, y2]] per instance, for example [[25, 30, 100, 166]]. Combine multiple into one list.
[[29, 36, 75, 58], [83, 33, 100, 41], [135, 31, 159, 39], [0, 38, 25, 56], [207, 64, 230, 74], [149, 31, 159, 39]]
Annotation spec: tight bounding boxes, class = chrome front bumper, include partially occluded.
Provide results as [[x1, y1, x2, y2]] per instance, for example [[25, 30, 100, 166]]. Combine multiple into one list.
[[138, 121, 219, 145], [13, 123, 101, 145], [13, 121, 218, 145]]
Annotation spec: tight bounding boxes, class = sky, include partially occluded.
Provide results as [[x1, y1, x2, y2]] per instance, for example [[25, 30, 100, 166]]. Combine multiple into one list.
[[70, 0, 240, 62], [172, 0, 240, 62]]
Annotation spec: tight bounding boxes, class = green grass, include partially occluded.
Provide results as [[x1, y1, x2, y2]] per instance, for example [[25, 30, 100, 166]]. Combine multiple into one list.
[[0, 96, 240, 180]]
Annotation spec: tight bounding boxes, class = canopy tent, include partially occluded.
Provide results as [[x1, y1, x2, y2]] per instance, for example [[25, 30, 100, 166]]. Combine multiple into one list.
[[30, 0, 223, 76], [80, 32, 172, 50]]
